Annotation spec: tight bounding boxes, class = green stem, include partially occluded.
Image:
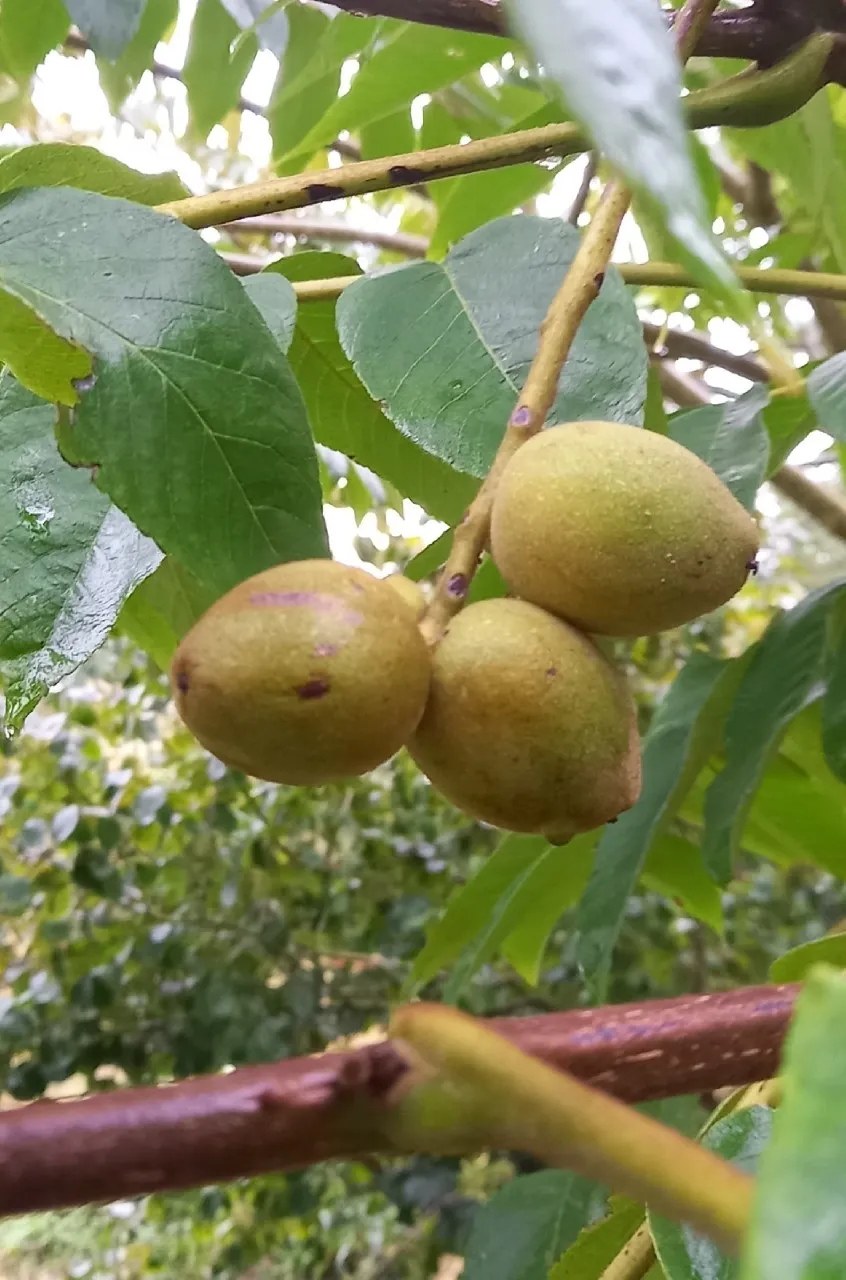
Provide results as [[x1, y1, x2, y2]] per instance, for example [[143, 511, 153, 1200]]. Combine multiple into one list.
[[290, 260, 846, 305], [159, 34, 832, 231], [384, 1005, 754, 1255]]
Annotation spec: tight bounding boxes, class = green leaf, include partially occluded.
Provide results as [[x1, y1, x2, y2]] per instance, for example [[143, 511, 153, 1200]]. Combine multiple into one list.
[[64, 0, 146, 60], [823, 625, 846, 780], [505, 0, 736, 297], [650, 1107, 773, 1280], [0, 371, 161, 731], [644, 365, 669, 435], [429, 103, 565, 258], [337, 216, 647, 478], [461, 1170, 600, 1280], [242, 273, 298, 354], [807, 352, 846, 441], [741, 968, 846, 1279], [0, 872, 34, 915], [183, 0, 257, 140], [576, 653, 740, 998], [0, 0, 70, 80], [0, 142, 187, 204], [405, 528, 452, 581], [763, 391, 816, 475], [221, 0, 289, 58], [668, 386, 770, 511], [268, 12, 379, 168], [0, 186, 327, 596], [441, 833, 597, 997], [271, 251, 476, 523], [408, 833, 548, 993], [98, 0, 179, 110], [287, 23, 510, 165], [641, 833, 723, 935], [549, 1196, 644, 1280], [702, 582, 846, 884], [119, 557, 217, 670], [770, 935, 846, 985], [0, 285, 91, 406], [360, 108, 415, 162], [498, 835, 595, 985]]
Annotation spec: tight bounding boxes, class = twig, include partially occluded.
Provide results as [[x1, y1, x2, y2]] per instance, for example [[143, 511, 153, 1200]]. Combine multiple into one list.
[[226, 259, 846, 306], [568, 153, 597, 225], [389, 1005, 753, 1253], [642, 321, 768, 381], [623, 260, 846, 303], [0, 984, 797, 1217], [221, 214, 427, 257], [419, 180, 632, 645], [157, 37, 833, 229], [770, 465, 846, 541]]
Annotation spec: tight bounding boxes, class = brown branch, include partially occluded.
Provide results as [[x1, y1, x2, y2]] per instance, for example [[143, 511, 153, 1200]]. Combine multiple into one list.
[[568, 153, 598, 225], [642, 322, 768, 382], [323, 1, 846, 78], [221, 214, 427, 257], [0, 985, 796, 1218]]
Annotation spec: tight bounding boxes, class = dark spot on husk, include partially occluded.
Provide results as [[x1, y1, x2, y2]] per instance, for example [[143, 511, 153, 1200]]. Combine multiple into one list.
[[307, 183, 344, 202], [593, 271, 605, 291], [389, 165, 426, 185], [174, 666, 190, 694], [510, 404, 532, 428], [296, 678, 330, 700], [545, 667, 557, 678], [447, 573, 468, 599]]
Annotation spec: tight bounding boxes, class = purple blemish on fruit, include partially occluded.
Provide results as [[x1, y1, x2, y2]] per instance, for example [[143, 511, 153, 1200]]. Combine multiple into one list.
[[510, 405, 532, 429], [250, 591, 363, 625], [174, 667, 190, 694], [447, 574, 468, 599], [72, 371, 97, 395], [546, 667, 557, 678], [746, 557, 760, 576], [314, 642, 341, 658], [296, 678, 330, 700]]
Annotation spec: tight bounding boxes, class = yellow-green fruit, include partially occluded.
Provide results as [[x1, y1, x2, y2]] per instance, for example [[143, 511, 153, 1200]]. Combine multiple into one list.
[[385, 572, 426, 620], [171, 560, 431, 785], [490, 422, 760, 636], [407, 598, 641, 842]]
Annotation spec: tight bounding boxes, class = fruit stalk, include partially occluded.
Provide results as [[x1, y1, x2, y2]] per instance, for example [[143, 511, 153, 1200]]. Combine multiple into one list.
[[419, 181, 631, 644], [420, 0, 718, 644], [386, 1004, 754, 1254]]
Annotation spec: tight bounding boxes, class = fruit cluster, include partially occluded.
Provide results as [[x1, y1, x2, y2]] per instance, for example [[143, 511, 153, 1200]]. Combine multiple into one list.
[[171, 423, 759, 842]]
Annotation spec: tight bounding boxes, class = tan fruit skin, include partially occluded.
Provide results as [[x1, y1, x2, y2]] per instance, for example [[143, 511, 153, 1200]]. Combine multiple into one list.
[[384, 573, 426, 620], [171, 560, 431, 785], [490, 422, 761, 637], [407, 598, 641, 842]]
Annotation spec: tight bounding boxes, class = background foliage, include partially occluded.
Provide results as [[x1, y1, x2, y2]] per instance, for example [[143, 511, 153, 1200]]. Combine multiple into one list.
[[2, 0, 846, 1276]]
